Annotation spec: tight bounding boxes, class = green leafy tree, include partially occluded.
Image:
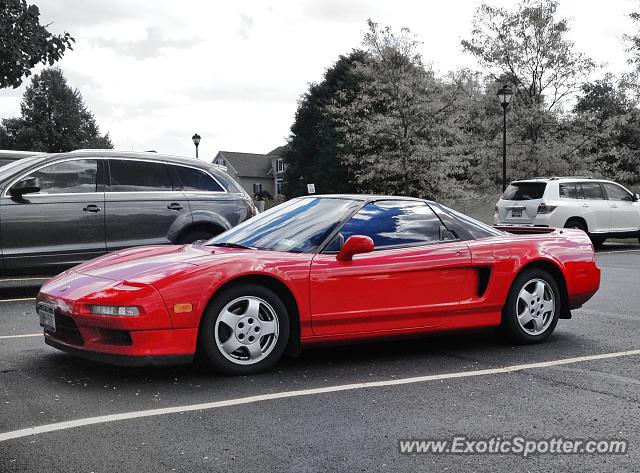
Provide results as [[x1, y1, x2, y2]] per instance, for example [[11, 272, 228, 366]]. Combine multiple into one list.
[[330, 20, 463, 199], [462, 0, 594, 178], [282, 51, 365, 197], [0, 68, 113, 152], [0, 0, 74, 89]]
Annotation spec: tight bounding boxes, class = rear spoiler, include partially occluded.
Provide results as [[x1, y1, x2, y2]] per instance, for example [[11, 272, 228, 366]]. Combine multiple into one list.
[[494, 225, 557, 235]]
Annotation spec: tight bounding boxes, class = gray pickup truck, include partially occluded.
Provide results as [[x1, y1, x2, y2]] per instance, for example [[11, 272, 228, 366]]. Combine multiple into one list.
[[0, 150, 256, 275]]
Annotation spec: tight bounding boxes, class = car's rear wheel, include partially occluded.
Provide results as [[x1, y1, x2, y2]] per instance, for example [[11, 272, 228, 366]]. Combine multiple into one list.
[[590, 236, 605, 249], [497, 268, 560, 344], [564, 218, 586, 233], [178, 229, 219, 244], [198, 283, 290, 375], [564, 219, 604, 248]]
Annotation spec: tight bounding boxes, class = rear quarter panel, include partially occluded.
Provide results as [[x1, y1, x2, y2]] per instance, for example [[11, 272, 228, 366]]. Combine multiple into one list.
[[468, 228, 599, 314]]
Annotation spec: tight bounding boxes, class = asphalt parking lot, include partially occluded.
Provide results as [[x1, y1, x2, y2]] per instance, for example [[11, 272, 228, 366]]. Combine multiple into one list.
[[1, 245, 639, 472]]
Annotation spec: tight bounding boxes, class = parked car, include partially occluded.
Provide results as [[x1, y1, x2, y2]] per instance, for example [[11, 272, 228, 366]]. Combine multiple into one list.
[[494, 177, 640, 247], [0, 150, 256, 275], [0, 150, 44, 167], [37, 195, 600, 374]]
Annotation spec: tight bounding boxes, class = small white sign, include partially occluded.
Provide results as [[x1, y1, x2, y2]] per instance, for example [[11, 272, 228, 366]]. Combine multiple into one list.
[[307, 183, 316, 194]]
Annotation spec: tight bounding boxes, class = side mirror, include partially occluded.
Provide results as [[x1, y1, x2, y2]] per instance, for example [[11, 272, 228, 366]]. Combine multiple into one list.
[[336, 235, 374, 262], [9, 177, 40, 197], [633, 193, 639, 202]]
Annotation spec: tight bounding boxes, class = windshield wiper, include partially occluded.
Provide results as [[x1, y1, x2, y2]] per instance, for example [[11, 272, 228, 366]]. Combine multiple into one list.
[[209, 242, 255, 250]]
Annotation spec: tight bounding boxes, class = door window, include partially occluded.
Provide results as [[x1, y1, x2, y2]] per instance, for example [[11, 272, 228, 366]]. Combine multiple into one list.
[[602, 183, 632, 201], [559, 183, 579, 199], [579, 182, 605, 200], [328, 201, 450, 251], [174, 166, 223, 192], [17, 159, 99, 194], [108, 160, 173, 192]]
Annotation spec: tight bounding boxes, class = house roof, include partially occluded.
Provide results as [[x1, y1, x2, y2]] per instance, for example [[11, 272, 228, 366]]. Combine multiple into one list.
[[266, 145, 288, 157], [215, 151, 272, 178]]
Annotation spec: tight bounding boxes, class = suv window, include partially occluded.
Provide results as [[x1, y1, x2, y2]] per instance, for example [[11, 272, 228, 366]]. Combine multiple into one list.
[[579, 182, 605, 200], [559, 183, 579, 199], [602, 182, 632, 201], [174, 166, 223, 192], [20, 159, 99, 194], [502, 182, 546, 200], [109, 160, 173, 192], [328, 201, 449, 250]]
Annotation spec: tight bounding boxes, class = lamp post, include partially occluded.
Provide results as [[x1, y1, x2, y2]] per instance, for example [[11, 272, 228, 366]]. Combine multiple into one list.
[[496, 85, 513, 192], [191, 133, 201, 159]]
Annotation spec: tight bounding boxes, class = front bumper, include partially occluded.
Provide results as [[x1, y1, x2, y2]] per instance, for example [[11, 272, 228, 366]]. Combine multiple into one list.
[[45, 336, 193, 367], [37, 271, 198, 363]]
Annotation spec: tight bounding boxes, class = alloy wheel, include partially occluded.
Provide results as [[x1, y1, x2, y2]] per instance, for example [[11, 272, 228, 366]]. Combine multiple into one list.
[[214, 296, 279, 365], [515, 278, 556, 335]]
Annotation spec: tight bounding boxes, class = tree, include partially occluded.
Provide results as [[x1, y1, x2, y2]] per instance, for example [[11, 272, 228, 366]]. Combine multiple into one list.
[[282, 51, 365, 197], [0, 68, 113, 152], [461, 0, 594, 178], [330, 20, 463, 199], [0, 0, 74, 89], [572, 76, 640, 182]]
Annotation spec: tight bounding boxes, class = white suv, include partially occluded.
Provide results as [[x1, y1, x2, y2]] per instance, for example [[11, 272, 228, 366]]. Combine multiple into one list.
[[494, 177, 640, 247]]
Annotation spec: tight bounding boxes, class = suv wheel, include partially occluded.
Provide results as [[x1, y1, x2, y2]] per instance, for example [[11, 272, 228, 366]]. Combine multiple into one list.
[[564, 218, 586, 233], [178, 229, 219, 244]]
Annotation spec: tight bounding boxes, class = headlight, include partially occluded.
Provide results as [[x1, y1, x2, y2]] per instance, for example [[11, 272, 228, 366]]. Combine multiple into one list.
[[89, 305, 141, 316]]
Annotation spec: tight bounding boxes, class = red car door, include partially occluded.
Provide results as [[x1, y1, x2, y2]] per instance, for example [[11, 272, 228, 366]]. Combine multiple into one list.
[[309, 201, 475, 336]]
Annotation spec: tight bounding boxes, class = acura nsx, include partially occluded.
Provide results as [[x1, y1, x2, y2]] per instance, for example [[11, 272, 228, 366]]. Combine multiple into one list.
[[36, 195, 601, 374]]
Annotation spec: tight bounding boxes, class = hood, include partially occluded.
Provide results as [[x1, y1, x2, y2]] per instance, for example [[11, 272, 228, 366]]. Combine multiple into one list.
[[73, 244, 247, 283]]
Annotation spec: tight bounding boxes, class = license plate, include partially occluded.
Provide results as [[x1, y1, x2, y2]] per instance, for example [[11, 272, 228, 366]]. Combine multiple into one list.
[[37, 304, 56, 332], [511, 209, 522, 217]]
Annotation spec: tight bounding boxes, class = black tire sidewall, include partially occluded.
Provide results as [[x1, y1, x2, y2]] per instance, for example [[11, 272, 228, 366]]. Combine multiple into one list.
[[198, 283, 290, 375], [178, 230, 217, 244], [499, 268, 561, 344], [564, 219, 586, 233]]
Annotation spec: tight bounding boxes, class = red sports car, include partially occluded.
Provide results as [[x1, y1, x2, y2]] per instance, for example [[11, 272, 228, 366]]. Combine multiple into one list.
[[36, 195, 600, 374]]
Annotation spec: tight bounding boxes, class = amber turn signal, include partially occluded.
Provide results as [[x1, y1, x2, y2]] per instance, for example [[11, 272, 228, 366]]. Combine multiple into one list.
[[173, 303, 193, 314]]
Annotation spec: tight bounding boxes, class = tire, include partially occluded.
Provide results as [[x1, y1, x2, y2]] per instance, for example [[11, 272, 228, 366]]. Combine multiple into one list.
[[564, 218, 604, 249], [198, 283, 290, 375], [178, 229, 218, 244], [497, 268, 561, 344], [564, 218, 587, 233], [590, 236, 605, 249]]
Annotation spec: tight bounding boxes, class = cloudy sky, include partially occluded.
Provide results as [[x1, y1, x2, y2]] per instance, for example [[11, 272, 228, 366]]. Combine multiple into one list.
[[0, 0, 637, 161]]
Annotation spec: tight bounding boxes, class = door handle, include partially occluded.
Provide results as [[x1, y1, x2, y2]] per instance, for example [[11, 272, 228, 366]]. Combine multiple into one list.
[[83, 204, 101, 213], [167, 203, 183, 211], [611, 204, 618, 208], [582, 204, 589, 208]]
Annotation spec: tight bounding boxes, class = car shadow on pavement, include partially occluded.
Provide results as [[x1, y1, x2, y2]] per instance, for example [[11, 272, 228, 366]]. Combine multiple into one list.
[[28, 328, 584, 388]]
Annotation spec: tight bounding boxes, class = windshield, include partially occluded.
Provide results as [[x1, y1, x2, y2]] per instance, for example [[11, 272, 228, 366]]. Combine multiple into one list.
[[502, 182, 546, 200], [208, 197, 362, 253]]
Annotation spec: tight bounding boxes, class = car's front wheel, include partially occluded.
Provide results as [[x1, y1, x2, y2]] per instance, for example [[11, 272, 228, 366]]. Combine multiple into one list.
[[497, 268, 561, 343], [198, 283, 290, 375]]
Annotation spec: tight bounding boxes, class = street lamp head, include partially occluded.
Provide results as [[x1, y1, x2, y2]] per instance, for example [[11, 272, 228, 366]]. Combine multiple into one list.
[[192, 133, 201, 146], [497, 85, 514, 108]]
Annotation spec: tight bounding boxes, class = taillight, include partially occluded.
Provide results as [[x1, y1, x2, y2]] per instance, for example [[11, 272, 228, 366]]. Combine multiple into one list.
[[537, 203, 557, 214], [494, 204, 498, 212]]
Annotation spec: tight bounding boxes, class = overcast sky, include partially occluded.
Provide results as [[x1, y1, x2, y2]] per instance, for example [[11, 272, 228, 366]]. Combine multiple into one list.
[[0, 0, 637, 161]]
